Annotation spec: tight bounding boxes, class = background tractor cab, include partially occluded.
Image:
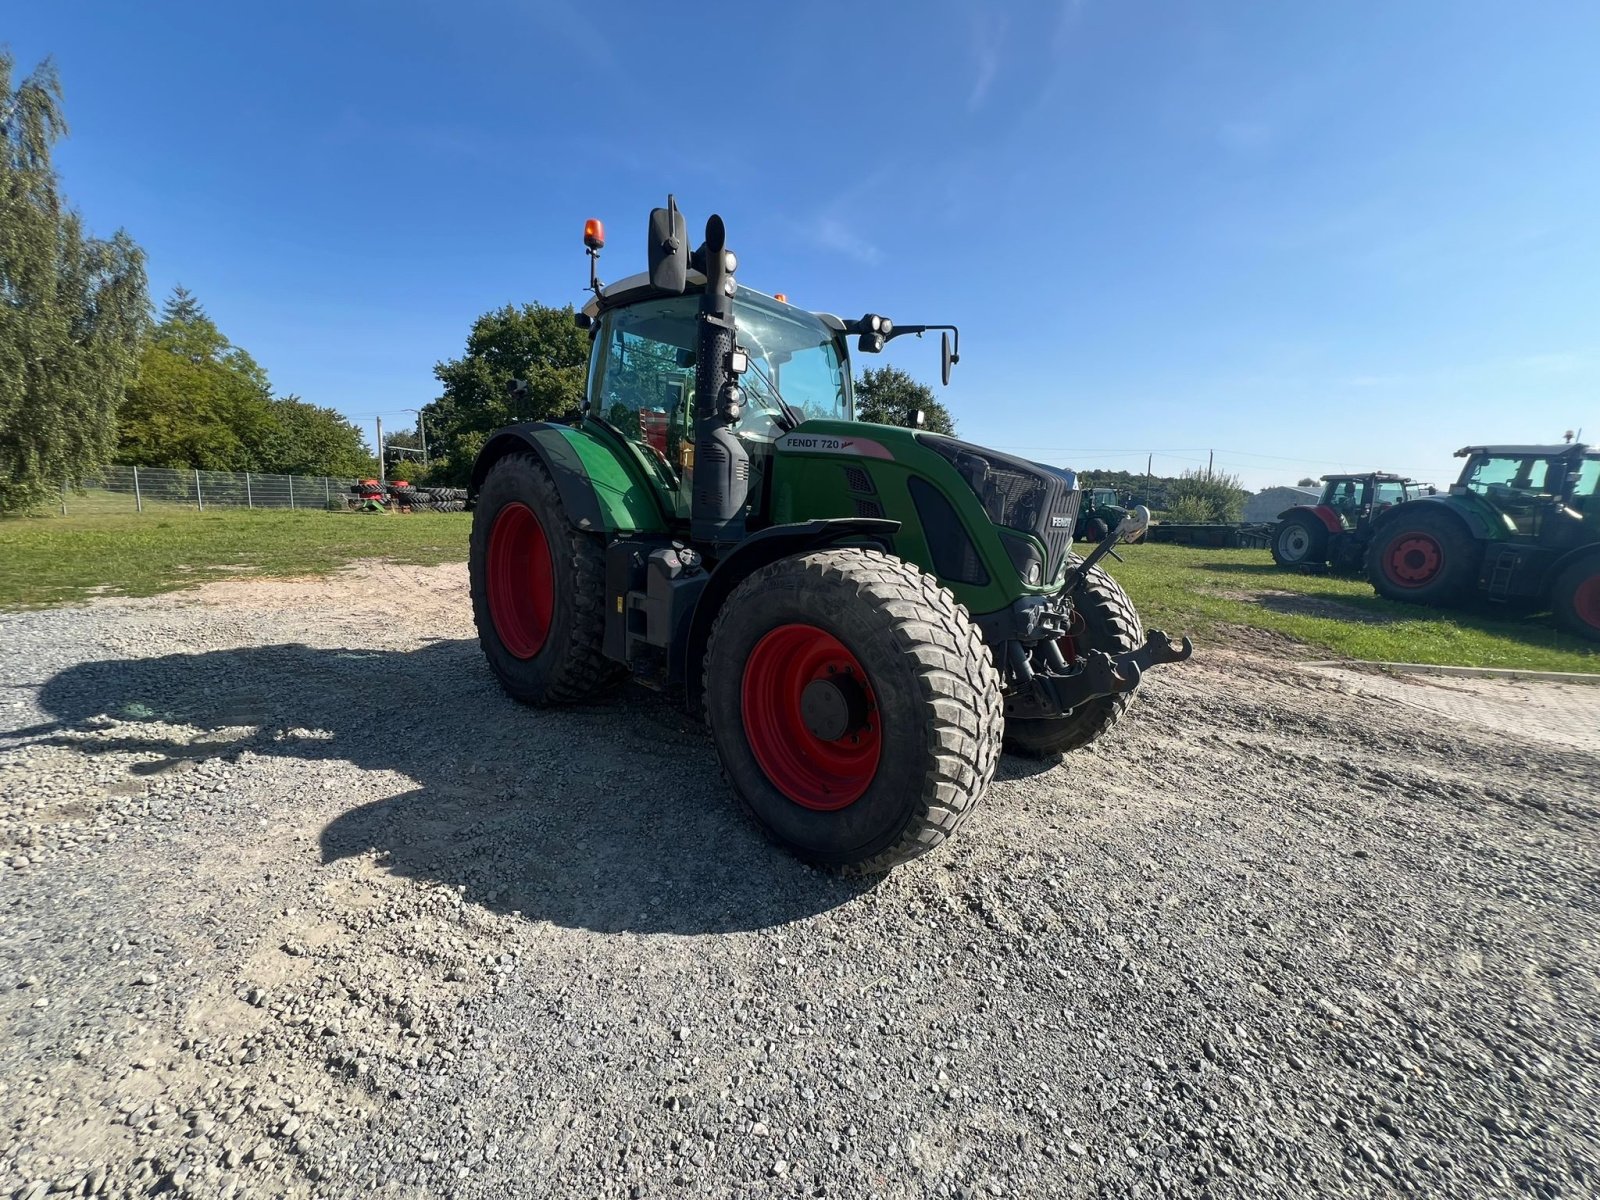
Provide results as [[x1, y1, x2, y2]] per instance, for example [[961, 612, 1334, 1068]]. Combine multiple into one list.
[[1365, 441, 1600, 640], [1270, 471, 1423, 571], [465, 197, 1190, 873]]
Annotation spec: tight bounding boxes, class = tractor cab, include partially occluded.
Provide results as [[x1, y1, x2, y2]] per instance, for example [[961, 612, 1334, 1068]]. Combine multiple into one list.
[[581, 281, 854, 524], [1451, 444, 1598, 544]]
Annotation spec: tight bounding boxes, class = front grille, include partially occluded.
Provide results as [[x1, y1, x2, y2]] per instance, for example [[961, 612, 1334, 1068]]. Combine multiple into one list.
[[1041, 488, 1080, 582], [920, 434, 1081, 585]]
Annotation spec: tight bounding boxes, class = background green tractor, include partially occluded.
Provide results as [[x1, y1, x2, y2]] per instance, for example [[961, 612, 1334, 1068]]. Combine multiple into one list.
[[466, 198, 1190, 873], [1366, 442, 1600, 640], [1075, 486, 1141, 543]]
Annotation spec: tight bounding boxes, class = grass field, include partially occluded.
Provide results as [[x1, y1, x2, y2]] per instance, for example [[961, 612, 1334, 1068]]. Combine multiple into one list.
[[1111, 543, 1599, 674], [0, 506, 468, 608], [3, 507, 1596, 673]]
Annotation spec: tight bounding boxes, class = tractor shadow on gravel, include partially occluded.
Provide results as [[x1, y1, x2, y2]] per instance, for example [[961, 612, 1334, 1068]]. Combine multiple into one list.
[[22, 640, 878, 935]]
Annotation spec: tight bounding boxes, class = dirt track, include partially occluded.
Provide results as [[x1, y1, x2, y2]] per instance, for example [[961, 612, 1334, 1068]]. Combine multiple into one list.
[[3, 563, 1598, 1199]]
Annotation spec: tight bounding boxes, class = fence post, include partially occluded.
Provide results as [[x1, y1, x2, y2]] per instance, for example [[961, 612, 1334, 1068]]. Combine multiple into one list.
[[324, 477, 331, 508], [133, 465, 143, 513], [246, 472, 253, 508], [61, 481, 67, 517], [288, 475, 295, 509], [195, 468, 203, 511]]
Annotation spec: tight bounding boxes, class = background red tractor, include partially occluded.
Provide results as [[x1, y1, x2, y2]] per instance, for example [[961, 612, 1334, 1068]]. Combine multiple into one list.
[[1271, 472, 1425, 571]]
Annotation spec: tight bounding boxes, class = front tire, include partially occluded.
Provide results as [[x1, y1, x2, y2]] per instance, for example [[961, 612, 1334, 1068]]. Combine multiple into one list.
[[468, 452, 625, 705], [1367, 508, 1480, 606], [1271, 514, 1328, 567], [703, 549, 1003, 873], [1005, 556, 1145, 758], [1552, 554, 1600, 642]]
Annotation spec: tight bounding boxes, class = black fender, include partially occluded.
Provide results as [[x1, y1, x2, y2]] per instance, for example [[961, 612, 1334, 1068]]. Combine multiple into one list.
[[470, 421, 649, 534], [682, 518, 900, 710], [1368, 495, 1487, 541]]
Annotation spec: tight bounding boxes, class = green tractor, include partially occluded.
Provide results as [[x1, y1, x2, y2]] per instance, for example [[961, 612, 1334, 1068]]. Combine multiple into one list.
[[1075, 486, 1142, 544], [1366, 442, 1600, 640], [466, 198, 1191, 873]]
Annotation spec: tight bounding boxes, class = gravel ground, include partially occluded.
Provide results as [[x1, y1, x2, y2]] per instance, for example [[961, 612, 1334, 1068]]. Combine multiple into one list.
[[3, 562, 1598, 1200]]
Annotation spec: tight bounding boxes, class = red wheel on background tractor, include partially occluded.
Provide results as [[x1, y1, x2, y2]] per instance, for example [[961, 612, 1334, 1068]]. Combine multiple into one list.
[[1367, 509, 1480, 606], [703, 548, 1003, 873], [469, 452, 625, 704], [1552, 555, 1600, 643]]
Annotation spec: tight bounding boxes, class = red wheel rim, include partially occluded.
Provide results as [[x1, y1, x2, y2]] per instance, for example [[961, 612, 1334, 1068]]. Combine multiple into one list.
[[741, 624, 882, 811], [1385, 533, 1444, 587], [486, 503, 554, 659], [1574, 575, 1600, 631]]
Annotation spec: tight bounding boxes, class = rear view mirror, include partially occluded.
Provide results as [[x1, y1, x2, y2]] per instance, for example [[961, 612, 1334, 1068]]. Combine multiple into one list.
[[941, 331, 954, 386], [648, 196, 688, 294]]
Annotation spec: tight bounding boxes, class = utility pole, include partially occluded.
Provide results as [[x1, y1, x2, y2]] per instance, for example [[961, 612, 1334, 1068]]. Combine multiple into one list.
[[376, 416, 385, 484], [1208, 449, 1214, 478]]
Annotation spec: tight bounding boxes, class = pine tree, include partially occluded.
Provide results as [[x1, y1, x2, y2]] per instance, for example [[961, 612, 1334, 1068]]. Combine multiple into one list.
[[0, 53, 148, 511]]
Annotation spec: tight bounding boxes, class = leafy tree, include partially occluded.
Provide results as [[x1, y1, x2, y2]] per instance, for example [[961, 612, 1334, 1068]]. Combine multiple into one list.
[[117, 288, 278, 470], [0, 54, 148, 512], [853, 365, 955, 435], [424, 302, 588, 484], [257, 396, 374, 477], [1297, 476, 1317, 488], [1165, 467, 1248, 523], [118, 288, 370, 475]]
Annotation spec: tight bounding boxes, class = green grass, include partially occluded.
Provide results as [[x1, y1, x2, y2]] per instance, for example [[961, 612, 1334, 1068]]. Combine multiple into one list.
[[0, 505, 469, 608], [1108, 543, 1599, 674], [5, 507, 1596, 674]]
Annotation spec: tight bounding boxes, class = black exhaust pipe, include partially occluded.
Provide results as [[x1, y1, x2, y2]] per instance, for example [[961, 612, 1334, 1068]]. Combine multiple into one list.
[[690, 214, 750, 548]]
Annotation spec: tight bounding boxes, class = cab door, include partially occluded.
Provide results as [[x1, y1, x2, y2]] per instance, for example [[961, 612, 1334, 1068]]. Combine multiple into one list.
[[588, 297, 700, 520]]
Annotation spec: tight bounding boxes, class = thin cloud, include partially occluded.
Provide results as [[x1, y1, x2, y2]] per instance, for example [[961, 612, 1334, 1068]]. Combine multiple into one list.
[[968, 16, 1009, 111], [809, 216, 883, 266]]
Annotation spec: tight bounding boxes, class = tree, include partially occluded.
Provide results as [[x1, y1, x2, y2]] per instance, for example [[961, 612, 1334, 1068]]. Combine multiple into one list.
[[256, 396, 374, 477], [424, 303, 588, 484], [853, 366, 955, 435], [1297, 476, 1317, 488], [1166, 467, 1248, 523], [0, 54, 148, 512], [117, 288, 278, 470], [118, 287, 371, 476]]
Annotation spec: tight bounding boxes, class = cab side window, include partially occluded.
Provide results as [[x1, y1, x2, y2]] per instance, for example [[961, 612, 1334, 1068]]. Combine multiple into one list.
[[593, 298, 698, 471]]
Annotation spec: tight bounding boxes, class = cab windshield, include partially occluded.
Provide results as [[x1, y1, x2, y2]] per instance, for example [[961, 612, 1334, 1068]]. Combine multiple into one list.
[[733, 292, 852, 424]]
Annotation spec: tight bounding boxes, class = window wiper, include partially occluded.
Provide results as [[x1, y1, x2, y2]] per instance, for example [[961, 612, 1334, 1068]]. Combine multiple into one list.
[[738, 349, 801, 431]]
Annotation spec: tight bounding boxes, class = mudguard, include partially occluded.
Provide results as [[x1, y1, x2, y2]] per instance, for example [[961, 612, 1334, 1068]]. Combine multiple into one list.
[[1277, 504, 1343, 534], [469, 421, 669, 535], [1370, 494, 1508, 543]]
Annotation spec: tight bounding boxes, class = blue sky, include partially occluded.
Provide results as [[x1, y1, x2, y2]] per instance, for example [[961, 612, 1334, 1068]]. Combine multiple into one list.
[[10, 1, 1598, 489]]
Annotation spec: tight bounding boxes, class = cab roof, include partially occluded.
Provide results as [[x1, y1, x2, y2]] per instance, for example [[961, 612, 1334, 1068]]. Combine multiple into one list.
[[1455, 444, 1594, 458], [581, 271, 846, 331], [1319, 472, 1414, 483]]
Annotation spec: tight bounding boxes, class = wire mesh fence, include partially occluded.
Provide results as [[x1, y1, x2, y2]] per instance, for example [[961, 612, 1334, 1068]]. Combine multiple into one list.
[[59, 466, 362, 515]]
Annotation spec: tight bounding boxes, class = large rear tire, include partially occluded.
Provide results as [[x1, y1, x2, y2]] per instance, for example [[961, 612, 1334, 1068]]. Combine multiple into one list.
[[703, 548, 1003, 874], [1366, 508, 1480, 606], [1271, 513, 1328, 567], [1004, 556, 1144, 759], [1552, 554, 1600, 642], [469, 452, 625, 705]]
